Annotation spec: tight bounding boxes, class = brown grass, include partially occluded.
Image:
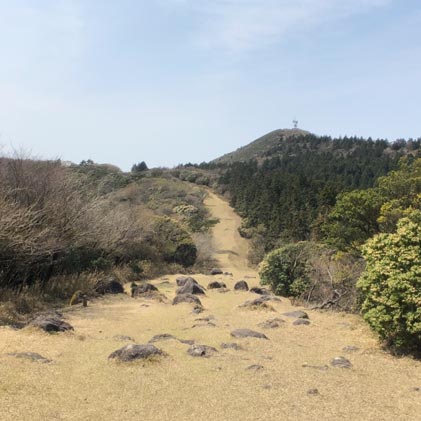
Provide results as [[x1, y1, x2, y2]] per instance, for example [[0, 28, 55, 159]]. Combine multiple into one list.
[[0, 193, 420, 420]]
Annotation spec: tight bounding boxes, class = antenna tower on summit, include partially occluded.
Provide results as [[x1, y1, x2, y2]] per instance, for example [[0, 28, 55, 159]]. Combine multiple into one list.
[[293, 119, 298, 129]]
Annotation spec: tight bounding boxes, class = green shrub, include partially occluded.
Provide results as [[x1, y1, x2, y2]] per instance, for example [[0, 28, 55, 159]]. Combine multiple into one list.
[[357, 210, 421, 354], [258, 242, 310, 296]]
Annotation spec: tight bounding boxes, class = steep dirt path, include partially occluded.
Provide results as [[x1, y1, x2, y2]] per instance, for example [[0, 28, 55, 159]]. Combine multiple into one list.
[[0, 193, 421, 420]]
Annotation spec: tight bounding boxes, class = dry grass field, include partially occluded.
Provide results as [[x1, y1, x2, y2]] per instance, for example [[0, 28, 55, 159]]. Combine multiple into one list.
[[0, 192, 420, 420]]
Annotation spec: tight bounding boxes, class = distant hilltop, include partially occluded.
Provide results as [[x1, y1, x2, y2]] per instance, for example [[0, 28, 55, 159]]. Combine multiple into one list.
[[211, 128, 312, 164]]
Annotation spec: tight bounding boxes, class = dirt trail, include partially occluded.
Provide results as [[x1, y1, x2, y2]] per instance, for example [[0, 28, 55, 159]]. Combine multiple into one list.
[[1, 193, 421, 420]]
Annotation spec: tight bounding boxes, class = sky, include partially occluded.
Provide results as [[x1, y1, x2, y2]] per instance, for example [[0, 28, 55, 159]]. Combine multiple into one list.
[[0, 0, 420, 170]]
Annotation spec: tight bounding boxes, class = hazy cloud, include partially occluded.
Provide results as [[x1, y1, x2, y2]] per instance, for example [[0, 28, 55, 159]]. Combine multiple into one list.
[[163, 0, 393, 52]]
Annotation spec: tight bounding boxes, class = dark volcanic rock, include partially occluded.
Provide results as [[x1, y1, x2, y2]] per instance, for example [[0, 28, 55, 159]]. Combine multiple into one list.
[[30, 316, 73, 333], [231, 329, 268, 339], [133, 283, 158, 296], [210, 268, 223, 275], [108, 344, 163, 362], [8, 352, 51, 363], [293, 319, 310, 326], [148, 333, 177, 343], [207, 281, 226, 289], [234, 280, 249, 291], [221, 342, 243, 350], [330, 356, 352, 368], [250, 287, 270, 295], [187, 344, 217, 357], [94, 277, 124, 295], [172, 294, 202, 306], [176, 279, 206, 295], [282, 310, 309, 319], [176, 276, 198, 287], [259, 318, 285, 329]]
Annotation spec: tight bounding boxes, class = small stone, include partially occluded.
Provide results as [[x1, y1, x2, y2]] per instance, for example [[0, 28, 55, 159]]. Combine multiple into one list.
[[231, 329, 268, 339], [191, 322, 216, 328], [330, 356, 352, 368], [192, 305, 204, 314], [148, 334, 177, 343], [221, 343, 243, 350], [307, 388, 319, 396], [293, 319, 310, 326], [250, 287, 271, 295], [113, 335, 135, 342], [410, 387, 420, 392], [302, 363, 329, 371], [187, 344, 217, 357], [258, 318, 285, 329], [247, 364, 264, 371], [283, 311, 309, 319], [179, 339, 195, 345], [8, 352, 51, 363], [343, 345, 359, 352], [210, 268, 223, 275], [30, 316, 73, 333]]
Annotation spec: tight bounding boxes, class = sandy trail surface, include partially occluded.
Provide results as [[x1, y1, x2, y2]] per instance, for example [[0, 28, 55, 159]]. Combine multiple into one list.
[[1, 192, 420, 420]]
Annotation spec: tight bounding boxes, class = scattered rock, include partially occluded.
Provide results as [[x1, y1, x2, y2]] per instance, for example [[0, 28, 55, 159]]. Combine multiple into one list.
[[283, 310, 309, 319], [244, 275, 256, 279], [250, 287, 270, 295], [113, 335, 135, 342], [187, 344, 217, 357], [172, 294, 202, 306], [210, 268, 223, 275], [259, 318, 285, 329], [262, 384, 272, 390], [224, 272, 233, 276], [176, 279, 206, 295], [133, 283, 158, 296], [148, 333, 177, 343], [217, 288, 230, 293], [108, 344, 163, 362], [293, 319, 310, 326], [234, 280, 249, 291], [195, 316, 215, 322], [343, 345, 359, 352], [330, 356, 352, 368], [247, 364, 264, 371], [192, 322, 216, 328], [307, 388, 320, 396], [221, 342, 243, 350], [176, 276, 198, 287], [7, 352, 51, 363], [240, 297, 277, 311], [410, 387, 420, 392], [231, 329, 268, 339], [94, 277, 124, 295], [30, 316, 74, 333], [192, 305, 204, 314], [140, 304, 150, 307], [207, 281, 227, 289], [179, 339, 195, 345], [302, 363, 329, 371]]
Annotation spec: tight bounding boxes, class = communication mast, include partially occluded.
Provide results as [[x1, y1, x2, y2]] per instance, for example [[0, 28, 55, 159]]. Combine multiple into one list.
[[293, 119, 298, 129]]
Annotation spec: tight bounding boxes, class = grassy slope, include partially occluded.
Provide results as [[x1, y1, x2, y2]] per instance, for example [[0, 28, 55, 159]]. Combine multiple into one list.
[[0, 192, 420, 420]]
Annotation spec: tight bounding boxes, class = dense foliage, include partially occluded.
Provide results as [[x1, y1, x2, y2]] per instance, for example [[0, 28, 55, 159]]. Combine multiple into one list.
[[218, 135, 414, 247], [358, 210, 421, 354]]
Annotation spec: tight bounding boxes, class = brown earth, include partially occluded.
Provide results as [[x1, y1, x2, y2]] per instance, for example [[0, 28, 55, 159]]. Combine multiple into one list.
[[0, 192, 420, 420]]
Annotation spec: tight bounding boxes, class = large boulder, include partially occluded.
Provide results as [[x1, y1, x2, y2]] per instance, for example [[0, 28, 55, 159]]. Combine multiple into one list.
[[108, 344, 163, 362], [176, 278, 205, 295], [172, 293, 202, 306], [30, 316, 73, 333], [234, 280, 249, 291], [94, 277, 124, 295], [231, 329, 268, 339], [207, 281, 226, 289], [176, 276, 198, 287], [250, 287, 271, 295]]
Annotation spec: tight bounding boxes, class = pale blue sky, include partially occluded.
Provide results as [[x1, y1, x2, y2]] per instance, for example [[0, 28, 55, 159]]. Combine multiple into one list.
[[0, 0, 420, 169]]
